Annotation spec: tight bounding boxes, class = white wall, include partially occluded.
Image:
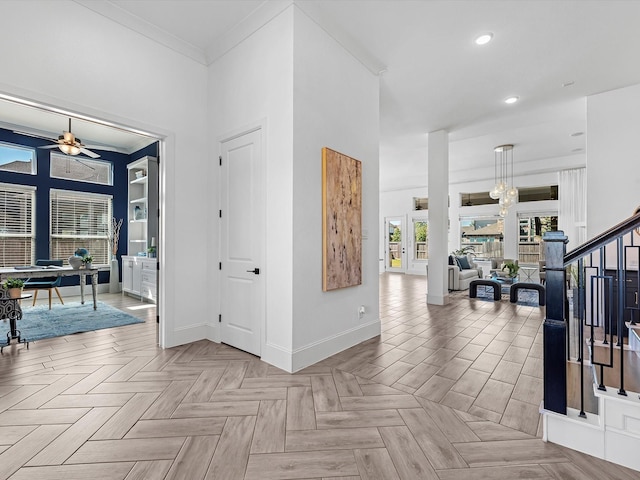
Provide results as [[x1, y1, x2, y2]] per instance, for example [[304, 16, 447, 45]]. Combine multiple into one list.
[[209, 7, 295, 369], [587, 83, 640, 236], [208, 5, 379, 372], [0, 0, 211, 347], [291, 8, 380, 370]]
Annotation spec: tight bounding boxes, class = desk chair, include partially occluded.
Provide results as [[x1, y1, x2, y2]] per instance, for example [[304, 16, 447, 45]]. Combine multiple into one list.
[[23, 259, 65, 310]]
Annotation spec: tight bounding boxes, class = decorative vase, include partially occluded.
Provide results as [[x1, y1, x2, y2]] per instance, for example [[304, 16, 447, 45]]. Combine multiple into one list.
[[68, 255, 83, 270], [109, 258, 120, 293], [8, 287, 22, 299]]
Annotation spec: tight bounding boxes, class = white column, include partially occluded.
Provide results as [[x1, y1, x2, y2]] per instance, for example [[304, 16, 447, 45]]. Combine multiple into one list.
[[427, 130, 450, 305]]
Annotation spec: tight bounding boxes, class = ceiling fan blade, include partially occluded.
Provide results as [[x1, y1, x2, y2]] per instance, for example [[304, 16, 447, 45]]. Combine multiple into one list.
[[83, 144, 124, 153], [39, 144, 61, 149], [79, 147, 100, 159]]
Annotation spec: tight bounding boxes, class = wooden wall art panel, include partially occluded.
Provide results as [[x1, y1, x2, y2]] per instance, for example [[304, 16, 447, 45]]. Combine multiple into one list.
[[322, 147, 362, 291]]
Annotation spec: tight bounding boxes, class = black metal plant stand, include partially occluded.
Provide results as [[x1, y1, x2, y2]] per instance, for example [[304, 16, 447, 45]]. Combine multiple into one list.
[[1, 294, 31, 353]]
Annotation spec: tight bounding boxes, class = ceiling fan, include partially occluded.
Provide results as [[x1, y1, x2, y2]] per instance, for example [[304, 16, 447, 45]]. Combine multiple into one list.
[[37, 118, 101, 159]]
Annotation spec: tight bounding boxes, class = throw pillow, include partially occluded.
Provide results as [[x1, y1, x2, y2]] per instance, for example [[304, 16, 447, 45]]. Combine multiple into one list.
[[456, 255, 471, 270]]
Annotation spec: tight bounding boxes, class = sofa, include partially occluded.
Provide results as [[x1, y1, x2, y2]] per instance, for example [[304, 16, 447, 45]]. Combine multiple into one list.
[[448, 253, 483, 290]]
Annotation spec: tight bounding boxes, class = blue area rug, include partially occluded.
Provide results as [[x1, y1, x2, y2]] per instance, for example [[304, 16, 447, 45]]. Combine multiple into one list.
[[8, 301, 144, 342]]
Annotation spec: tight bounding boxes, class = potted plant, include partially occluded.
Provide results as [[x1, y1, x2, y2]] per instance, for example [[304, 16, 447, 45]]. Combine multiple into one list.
[[4, 277, 24, 299], [147, 246, 156, 258], [82, 255, 93, 269], [502, 260, 519, 278]]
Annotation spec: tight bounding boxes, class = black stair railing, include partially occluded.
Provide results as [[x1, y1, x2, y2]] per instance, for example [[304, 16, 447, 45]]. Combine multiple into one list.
[[543, 211, 640, 417]]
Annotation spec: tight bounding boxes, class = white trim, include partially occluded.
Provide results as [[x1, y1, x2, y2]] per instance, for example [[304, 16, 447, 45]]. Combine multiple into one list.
[[73, 0, 207, 65], [262, 342, 293, 373], [542, 386, 640, 472], [427, 293, 450, 305], [290, 319, 381, 373]]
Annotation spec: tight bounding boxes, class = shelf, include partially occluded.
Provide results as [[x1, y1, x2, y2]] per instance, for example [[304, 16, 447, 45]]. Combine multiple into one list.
[[130, 176, 147, 185], [130, 219, 148, 223], [130, 197, 147, 204], [130, 239, 147, 243]]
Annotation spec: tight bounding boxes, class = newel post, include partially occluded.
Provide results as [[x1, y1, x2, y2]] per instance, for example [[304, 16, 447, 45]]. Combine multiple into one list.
[[543, 231, 568, 415]]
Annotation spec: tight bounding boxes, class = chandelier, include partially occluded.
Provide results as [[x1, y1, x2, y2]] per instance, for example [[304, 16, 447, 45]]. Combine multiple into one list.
[[489, 144, 518, 217]]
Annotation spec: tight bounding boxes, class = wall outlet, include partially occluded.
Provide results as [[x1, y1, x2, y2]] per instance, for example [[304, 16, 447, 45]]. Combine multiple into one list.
[[358, 305, 365, 319]]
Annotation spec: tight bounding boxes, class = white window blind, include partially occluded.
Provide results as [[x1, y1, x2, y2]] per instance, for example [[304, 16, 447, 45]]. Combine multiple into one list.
[[0, 184, 35, 267], [50, 189, 112, 265]]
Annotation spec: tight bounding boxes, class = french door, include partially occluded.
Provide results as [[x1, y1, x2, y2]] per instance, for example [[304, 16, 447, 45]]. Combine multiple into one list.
[[385, 217, 406, 272]]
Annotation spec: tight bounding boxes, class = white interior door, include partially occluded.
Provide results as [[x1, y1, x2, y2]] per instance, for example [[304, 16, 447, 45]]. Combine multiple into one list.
[[220, 128, 264, 356], [385, 217, 406, 272]]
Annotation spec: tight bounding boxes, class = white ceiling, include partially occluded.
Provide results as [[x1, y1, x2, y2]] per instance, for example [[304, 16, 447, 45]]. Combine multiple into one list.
[[3, 0, 640, 189]]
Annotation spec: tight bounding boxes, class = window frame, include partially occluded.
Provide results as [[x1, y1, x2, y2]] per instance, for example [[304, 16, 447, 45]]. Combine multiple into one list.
[[0, 182, 36, 267], [0, 141, 37, 175], [459, 215, 504, 258], [50, 152, 113, 186], [50, 189, 113, 266]]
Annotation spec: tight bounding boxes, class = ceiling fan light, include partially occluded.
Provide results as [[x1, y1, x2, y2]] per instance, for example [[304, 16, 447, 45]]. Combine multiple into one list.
[[475, 33, 493, 45], [59, 144, 81, 156]]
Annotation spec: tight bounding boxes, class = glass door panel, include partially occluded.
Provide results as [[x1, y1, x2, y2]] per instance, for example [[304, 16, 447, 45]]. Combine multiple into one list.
[[413, 219, 428, 261], [386, 217, 405, 272]]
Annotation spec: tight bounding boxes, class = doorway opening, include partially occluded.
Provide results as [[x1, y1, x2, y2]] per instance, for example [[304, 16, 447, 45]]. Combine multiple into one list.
[[0, 92, 165, 344]]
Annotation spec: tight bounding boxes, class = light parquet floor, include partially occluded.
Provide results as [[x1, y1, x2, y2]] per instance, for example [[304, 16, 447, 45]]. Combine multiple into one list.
[[0, 277, 637, 479]]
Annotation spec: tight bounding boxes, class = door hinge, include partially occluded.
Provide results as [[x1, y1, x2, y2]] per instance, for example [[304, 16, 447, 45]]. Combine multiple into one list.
[[219, 262, 222, 270], [219, 210, 222, 218], [219, 314, 222, 323], [219, 156, 222, 166]]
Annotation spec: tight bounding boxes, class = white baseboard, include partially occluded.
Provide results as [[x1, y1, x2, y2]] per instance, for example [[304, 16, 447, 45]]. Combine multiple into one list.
[[164, 322, 212, 348], [262, 342, 293, 373], [542, 386, 640, 472], [426, 293, 450, 305], [290, 319, 381, 373]]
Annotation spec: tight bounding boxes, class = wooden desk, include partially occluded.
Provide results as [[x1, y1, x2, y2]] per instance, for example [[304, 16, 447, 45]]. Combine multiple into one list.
[[0, 266, 99, 310]]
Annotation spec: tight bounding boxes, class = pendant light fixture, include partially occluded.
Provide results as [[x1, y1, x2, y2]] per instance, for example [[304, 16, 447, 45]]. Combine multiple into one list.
[[489, 144, 518, 217]]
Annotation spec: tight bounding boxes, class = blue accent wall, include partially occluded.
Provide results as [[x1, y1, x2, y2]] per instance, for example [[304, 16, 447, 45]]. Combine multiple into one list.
[[0, 127, 159, 287]]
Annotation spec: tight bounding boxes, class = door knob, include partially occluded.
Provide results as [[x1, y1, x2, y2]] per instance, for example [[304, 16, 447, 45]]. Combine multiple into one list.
[[247, 268, 260, 275]]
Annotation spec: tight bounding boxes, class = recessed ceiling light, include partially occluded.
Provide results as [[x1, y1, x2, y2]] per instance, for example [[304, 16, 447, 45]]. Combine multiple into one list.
[[504, 96, 519, 104], [571, 132, 584, 137], [475, 33, 493, 45]]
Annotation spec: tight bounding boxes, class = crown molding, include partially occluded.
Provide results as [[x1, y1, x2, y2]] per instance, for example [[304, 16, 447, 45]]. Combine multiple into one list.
[[205, 0, 293, 65], [73, 0, 207, 65]]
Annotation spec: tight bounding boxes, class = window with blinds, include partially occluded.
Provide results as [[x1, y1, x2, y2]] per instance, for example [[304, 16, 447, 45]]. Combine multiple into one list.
[[0, 184, 35, 267], [50, 189, 112, 266]]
